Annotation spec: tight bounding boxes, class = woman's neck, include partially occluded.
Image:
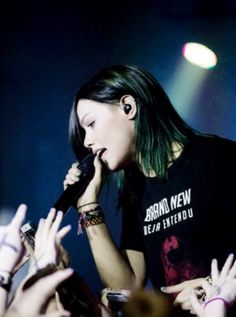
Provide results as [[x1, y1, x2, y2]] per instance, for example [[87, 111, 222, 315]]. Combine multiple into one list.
[[139, 142, 184, 177]]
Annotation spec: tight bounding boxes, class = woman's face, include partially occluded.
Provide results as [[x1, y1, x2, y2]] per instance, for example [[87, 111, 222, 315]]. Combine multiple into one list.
[[77, 99, 136, 171]]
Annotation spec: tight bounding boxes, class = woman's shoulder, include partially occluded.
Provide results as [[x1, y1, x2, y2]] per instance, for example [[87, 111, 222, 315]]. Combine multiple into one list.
[[192, 133, 236, 151], [190, 133, 236, 163]]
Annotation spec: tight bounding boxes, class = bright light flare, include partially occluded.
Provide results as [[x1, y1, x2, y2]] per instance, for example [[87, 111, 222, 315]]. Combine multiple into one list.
[[182, 42, 217, 69]]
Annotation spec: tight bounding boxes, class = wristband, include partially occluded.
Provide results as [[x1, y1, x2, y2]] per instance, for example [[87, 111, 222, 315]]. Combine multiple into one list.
[[77, 205, 105, 234], [204, 297, 229, 308], [78, 202, 99, 212]]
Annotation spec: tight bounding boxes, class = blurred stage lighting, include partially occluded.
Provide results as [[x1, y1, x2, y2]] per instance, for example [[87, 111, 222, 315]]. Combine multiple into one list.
[[182, 42, 217, 69]]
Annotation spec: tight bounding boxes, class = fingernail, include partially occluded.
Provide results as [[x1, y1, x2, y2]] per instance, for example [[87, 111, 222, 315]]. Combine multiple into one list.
[[57, 210, 63, 216], [160, 287, 166, 291], [39, 218, 45, 225]]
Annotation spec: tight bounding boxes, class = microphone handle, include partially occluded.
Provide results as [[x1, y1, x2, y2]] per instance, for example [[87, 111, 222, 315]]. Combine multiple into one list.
[[53, 172, 94, 214]]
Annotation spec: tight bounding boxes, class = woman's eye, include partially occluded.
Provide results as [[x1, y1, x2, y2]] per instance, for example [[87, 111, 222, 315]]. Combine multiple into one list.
[[88, 121, 95, 128]]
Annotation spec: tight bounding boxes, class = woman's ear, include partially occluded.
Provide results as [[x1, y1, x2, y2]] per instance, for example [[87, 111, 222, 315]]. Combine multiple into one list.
[[119, 95, 137, 119]]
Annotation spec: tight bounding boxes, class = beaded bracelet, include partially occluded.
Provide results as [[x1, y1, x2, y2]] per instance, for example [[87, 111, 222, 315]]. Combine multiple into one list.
[[78, 205, 105, 234], [204, 297, 229, 308]]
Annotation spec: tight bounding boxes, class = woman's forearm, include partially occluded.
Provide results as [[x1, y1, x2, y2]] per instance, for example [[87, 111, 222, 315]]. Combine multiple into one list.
[[86, 223, 144, 290]]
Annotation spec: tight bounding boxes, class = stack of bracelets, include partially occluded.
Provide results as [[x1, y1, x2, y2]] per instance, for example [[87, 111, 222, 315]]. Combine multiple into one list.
[[77, 202, 105, 234]]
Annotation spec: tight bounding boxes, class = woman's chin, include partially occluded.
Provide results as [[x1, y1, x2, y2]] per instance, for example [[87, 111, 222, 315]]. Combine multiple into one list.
[[103, 160, 120, 172]]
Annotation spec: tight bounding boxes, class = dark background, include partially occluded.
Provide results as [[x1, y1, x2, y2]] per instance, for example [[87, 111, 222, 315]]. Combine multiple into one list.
[[1, 0, 236, 295]]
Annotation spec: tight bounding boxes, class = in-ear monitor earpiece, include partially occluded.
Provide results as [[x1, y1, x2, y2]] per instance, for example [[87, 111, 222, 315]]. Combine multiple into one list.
[[124, 104, 132, 114]]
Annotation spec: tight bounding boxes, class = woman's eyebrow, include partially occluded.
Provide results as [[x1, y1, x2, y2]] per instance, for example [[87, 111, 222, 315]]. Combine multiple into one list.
[[79, 112, 92, 126]]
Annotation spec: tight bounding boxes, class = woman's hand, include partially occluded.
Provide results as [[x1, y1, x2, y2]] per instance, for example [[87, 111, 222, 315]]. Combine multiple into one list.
[[63, 154, 104, 210], [63, 162, 82, 189], [0, 204, 26, 273]]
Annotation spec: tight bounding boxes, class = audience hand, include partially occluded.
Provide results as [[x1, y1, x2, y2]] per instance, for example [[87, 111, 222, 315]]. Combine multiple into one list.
[[0, 204, 26, 274], [29, 208, 71, 275], [6, 268, 73, 317], [190, 254, 236, 316], [161, 277, 206, 312]]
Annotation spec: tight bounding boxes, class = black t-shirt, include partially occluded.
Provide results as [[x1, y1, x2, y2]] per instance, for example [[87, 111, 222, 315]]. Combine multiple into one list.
[[120, 134, 236, 289]]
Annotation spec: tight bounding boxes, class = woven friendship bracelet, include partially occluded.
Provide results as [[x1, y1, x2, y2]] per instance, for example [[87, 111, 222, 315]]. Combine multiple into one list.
[[85, 213, 105, 227], [204, 297, 229, 308], [77, 206, 105, 234]]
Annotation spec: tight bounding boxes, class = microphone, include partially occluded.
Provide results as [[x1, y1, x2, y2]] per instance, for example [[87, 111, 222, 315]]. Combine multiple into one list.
[[53, 154, 95, 213]]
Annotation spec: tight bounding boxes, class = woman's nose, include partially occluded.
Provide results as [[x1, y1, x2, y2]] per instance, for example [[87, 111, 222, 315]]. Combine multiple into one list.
[[83, 133, 93, 149]]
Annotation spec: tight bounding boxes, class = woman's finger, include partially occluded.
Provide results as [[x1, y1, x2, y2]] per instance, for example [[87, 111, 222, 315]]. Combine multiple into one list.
[[65, 175, 76, 185], [68, 167, 81, 177], [71, 162, 79, 168]]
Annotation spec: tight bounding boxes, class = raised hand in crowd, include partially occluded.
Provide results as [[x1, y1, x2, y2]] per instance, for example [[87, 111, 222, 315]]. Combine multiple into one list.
[[5, 266, 73, 317], [161, 277, 208, 313], [190, 253, 236, 317], [0, 204, 26, 316], [29, 208, 71, 275], [10, 207, 71, 316], [0, 204, 26, 274]]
